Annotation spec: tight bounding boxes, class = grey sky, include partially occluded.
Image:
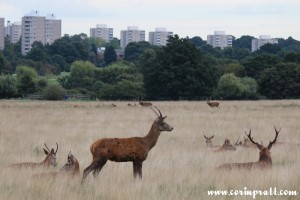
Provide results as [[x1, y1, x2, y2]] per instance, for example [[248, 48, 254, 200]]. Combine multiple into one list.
[[1, 0, 300, 40]]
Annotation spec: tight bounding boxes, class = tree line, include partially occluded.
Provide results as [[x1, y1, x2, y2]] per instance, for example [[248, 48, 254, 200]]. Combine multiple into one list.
[[0, 33, 300, 100]]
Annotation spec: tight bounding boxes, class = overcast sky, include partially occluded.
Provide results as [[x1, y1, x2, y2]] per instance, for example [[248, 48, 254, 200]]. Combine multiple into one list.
[[1, 0, 300, 40]]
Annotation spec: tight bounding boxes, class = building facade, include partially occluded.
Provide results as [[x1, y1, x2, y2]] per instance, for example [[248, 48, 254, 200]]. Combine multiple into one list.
[[207, 31, 233, 49], [90, 24, 113, 42], [21, 11, 61, 55], [120, 26, 145, 49], [0, 18, 4, 50], [251, 35, 278, 52], [148, 28, 173, 46], [5, 21, 22, 44]]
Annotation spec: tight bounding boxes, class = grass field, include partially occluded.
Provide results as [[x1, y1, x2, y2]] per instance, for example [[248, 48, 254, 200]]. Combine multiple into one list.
[[0, 100, 299, 200]]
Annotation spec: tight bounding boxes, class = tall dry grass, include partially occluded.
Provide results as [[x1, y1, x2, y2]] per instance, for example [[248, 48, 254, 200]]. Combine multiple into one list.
[[0, 100, 299, 200]]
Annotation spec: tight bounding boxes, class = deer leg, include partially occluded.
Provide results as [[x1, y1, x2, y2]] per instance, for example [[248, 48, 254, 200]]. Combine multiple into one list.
[[133, 161, 143, 179], [82, 159, 105, 182], [92, 159, 107, 178]]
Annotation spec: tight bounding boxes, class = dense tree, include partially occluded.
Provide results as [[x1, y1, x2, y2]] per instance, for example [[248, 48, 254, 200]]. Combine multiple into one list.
[[232, 35, 254, 50], [16, 66, 38, 94], [104, 45, 117, 65], [0, 74, 18, 98], [0, 52, 4, 72], [258, 43, 281, 54], [242, 54, 281, 79], [26, 41, 49, 62], [68, 61, 96, 90], [44, 84, 65, 100], [124, 41, 152, 61], [141, 35, 218, 100], [188, 36, 206, 47], [258, 63, 300, 99], [214, 73, 244, 99]]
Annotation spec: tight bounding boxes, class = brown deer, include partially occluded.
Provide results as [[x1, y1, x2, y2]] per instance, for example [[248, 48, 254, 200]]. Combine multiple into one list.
[[213, 138, 237, 151], [203, 133, 215, 148], [33, 151, 80, 178], [207, 97, 219, 108], [82, 106, 173, 182], [216, 127, 280, 170], [139, 97, 152, 106], [10, 143, 58, 169]]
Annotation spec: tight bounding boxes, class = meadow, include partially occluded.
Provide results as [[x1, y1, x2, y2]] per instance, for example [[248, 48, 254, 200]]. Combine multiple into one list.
[[0, 100, 299, 200]]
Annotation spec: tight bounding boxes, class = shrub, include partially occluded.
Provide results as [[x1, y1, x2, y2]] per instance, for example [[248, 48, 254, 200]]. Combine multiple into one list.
[[44, 84, 65, 100]]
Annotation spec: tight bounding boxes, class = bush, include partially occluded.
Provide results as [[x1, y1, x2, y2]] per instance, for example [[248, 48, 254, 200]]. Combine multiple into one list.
[[0, 74, 18, 98], [44, 84, 65, 100]]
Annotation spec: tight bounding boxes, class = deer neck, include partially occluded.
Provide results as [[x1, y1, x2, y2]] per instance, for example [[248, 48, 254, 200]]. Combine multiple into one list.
[[40, 156, 50, 167], [258, 151, 272, 165], [144, 121, 161, 149]]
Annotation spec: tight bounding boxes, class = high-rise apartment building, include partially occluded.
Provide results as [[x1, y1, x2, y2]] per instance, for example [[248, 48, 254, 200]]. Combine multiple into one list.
[[120, 26, 145, 49], [0, 18, 4, 50], [251, 35, 278, 52], [90, 24, 113, 42], [148, 28, 173, 46], [5, 21, 22, 44], [207, 31, 233, 49], [21, 11, 61, 55]]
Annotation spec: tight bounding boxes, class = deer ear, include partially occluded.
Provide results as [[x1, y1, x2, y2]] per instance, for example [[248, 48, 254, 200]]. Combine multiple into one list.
[[43, 148, 49, 155], [51, 148, 55, 154], [162, 116, 167, 120]]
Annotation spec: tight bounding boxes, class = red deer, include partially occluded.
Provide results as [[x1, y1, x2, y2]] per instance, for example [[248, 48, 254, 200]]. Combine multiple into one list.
[[216, 127, 280, 170], [139, 97, 152, 107], [82, 106, 173, 182], [203, 133, 215, 148], [207, 97, 219, 108], [33, 151, 80, 178], [213, 138, 236, 151], [10, 143, 58, 169]]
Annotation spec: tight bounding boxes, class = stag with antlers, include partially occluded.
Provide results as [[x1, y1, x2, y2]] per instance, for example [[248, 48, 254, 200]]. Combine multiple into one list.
[[10, 143, 58, 169], [216, 127, 280, 170], [203, 133, 215, 148], [82, 107, 173, 182]]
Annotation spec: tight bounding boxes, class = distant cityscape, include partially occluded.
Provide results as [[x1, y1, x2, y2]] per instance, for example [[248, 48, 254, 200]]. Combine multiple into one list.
[[0, 11, 279, 55]]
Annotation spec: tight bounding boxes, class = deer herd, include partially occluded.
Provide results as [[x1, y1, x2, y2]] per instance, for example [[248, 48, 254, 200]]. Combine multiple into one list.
[[8, 100, 291, 185]]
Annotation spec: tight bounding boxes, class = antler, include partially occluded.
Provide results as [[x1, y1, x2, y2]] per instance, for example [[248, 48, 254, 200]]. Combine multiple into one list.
[[44, 143, 50, 152], [150, 106, 159, 117], [150, 106, 163, 117], [55, 142, 58, 154], [246, 129, 264, 150], [268, 126, 281, 150]]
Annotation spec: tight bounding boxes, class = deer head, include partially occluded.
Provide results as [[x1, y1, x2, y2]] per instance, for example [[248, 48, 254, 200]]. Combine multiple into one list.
[[204, 133, 215, 147], [43, 143, 58, 167], [61, 151, 79, 173], [150, 106, 173, 132], [246, 126, 280, 164]]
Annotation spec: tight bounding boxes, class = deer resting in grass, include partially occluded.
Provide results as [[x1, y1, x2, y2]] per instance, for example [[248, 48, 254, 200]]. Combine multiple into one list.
[[10, 143, 58, 169], [139, 97, 152, 107], [213, 138, 237, 151], [216, 127, 280, 170], [33, 151, 80, 178], [203, 133, 215, 148], [82, 107, 173, 182]]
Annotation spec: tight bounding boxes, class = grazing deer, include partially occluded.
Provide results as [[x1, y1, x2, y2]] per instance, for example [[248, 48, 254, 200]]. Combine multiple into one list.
[[33, 151, 80, 178], [82, 107, 173, 182], [207, 97, 219, 108], [216, 127, 280, 170], [139, 97, 152, 107], [10, 143, 58, 169], [203, 133, 215, 148]]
